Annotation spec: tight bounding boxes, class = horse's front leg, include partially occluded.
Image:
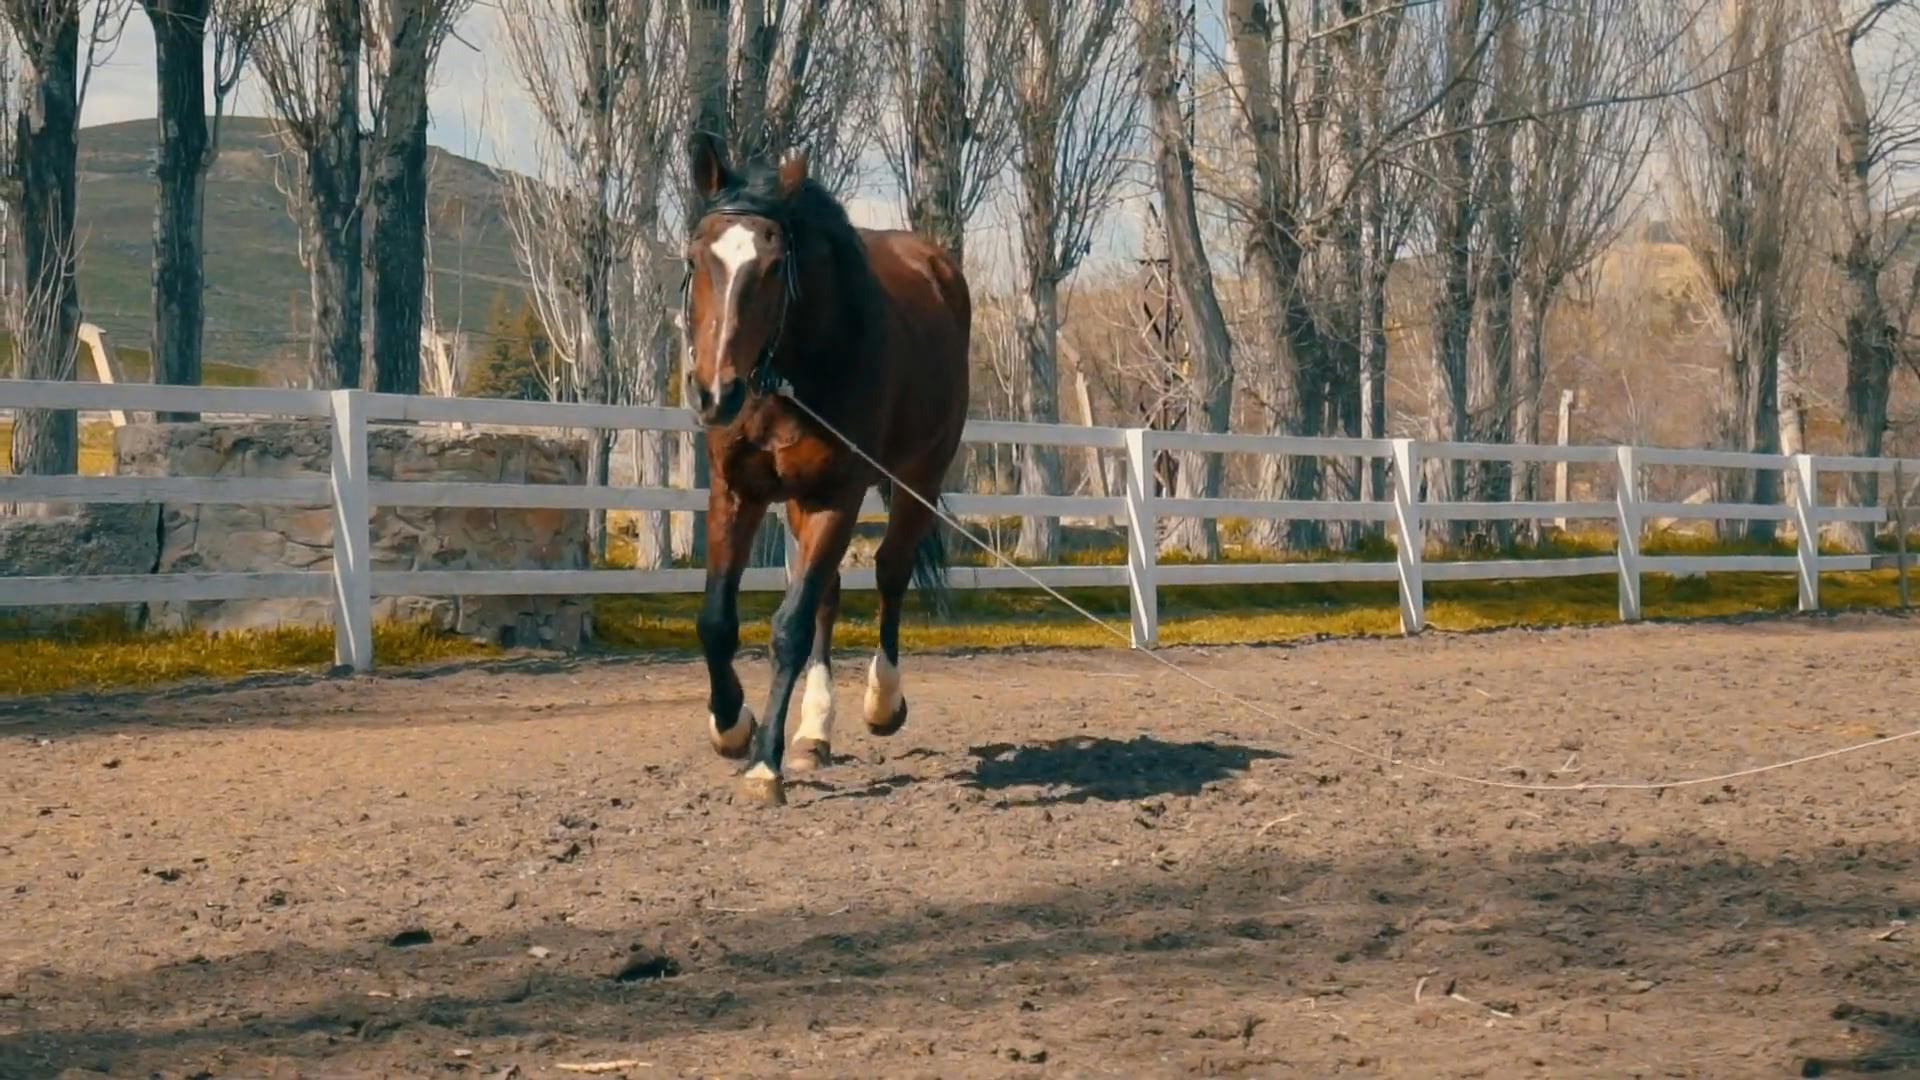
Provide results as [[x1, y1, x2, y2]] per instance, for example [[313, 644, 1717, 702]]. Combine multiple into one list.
[[697, 482, 770, 760], [738, 495, 862, 806]]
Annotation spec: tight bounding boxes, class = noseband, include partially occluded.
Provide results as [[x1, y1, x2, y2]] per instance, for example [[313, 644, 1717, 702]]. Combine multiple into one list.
[[683, 207, 802, 398]]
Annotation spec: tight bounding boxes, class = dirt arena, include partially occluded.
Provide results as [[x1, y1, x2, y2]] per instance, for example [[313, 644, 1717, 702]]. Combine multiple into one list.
[[4, 613, 1919, 1078]]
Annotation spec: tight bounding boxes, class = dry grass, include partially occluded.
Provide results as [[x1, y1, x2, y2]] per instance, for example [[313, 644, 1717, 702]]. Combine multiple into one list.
[[593, 567, 1917, 653], [0, 421, 117, 475], [0, 616, 495, 698]]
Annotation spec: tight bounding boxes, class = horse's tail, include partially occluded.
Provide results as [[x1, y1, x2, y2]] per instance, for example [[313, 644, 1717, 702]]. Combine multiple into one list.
[[910, 519, 952, 619], [877, 479, 953, 619]]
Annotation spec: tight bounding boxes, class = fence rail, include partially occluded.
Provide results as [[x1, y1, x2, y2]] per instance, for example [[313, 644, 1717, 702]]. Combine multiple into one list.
[[3, 379, 1915, 670]]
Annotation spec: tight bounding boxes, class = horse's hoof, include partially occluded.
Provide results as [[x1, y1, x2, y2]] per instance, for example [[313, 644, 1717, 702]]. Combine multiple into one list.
[[709, 705, 756, 760], [737, 764, 786, 807], [867, 698, 908, 737], [786, 738, 832, 773]]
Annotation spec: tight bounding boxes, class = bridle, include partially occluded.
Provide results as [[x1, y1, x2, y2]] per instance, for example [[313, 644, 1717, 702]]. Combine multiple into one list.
[[682, 206, 802, 398]]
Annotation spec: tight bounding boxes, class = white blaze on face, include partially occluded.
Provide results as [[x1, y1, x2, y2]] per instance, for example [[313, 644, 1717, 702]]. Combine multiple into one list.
[[707, 222, 761, 398], [796, 661, 835, 744], [864, 653, 903, 728]]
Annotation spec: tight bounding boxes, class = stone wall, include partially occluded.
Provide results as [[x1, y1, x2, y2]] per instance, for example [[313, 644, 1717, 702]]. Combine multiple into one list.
[[0, 503, 158, 631], [112, 421, 594, 648]]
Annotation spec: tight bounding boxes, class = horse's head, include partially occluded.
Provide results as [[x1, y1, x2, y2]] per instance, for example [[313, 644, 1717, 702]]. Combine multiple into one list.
[[684, 132, 807, 427]]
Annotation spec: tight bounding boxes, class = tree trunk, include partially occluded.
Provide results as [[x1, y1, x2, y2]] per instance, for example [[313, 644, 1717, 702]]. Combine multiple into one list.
[[1228, 0, 1326, 553], [907, 0, 967, 261], [1362, 251, 1390, 516], [369, 93, 429, 395], [146, 0, 210, 421], [1509, 286, 1549, 512], [1821, 12, 1897, 553], [1425, 0, 1484, 543], [688, 0, 732, 154], [1014, 271, 1062, 563], [1243, 229, 1329, 553], [9, 12, 83, 480], [686, 0, 731, 564], [305, 2, 365, 390], [1463, 7, 1519, 547], [1716, 302, 1783, 542], [734, 0, 773, 157], [1134, 0, 1232, 560]]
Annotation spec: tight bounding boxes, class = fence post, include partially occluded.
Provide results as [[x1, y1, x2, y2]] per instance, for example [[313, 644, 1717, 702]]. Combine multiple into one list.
[[1615, 445, 1642, 622], [1123, 427, 1158, 649], [329, 390, 374, 672], [781, 503, 800, 584], [1390, 438, 1424, 635], [1792, 454, 1819, 612], [1554, 388, 1577, 531]]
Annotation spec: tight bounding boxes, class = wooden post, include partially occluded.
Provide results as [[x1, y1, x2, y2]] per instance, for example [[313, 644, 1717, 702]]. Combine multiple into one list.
[[1553, 389, 1576, 530], [1123, 427, 1159, 648], [1074, 370, 1110, 527], [329, 390, 374, 672], [1791, 454, 1819, 612], [1615, 445, 1642, 622], [1896, 460, 1911, 610], [1391, 438, 1425, 635], [78, 323, 135, 427]]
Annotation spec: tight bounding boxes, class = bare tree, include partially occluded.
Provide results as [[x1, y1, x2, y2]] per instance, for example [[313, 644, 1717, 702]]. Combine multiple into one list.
[[1507, 0, 1659, 511], [2, 1, 95, 479], [501, 0, 681, 564], [1224, 0, 1436, 551], [1811, 0, 1920, 548], [140, 0, 273, 420], [871, 0, 1016, 263], [1666, 0, 1821, 540], [1133, 0, 1232, 558], [363, 0, 471, 395], [1420, 0, 1494, 528], [251, 0, 365, 389], [1006, 0, 1138, 563], [689, 0, 871, 191]]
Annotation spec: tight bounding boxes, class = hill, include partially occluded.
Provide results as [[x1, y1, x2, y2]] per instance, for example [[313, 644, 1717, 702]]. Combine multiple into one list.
[[73, 117, 525, 375]]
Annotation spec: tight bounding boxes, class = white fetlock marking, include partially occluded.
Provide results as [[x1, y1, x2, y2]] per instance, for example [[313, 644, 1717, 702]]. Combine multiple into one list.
[[796, 662, 835, 744], [744, 762, 778, 781], [864, 653, 903, 725], [709, 703, 754, 752]]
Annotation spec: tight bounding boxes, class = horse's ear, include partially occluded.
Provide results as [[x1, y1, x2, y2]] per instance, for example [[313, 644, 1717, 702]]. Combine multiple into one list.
[[690, 131, 732, 200], [777, 150, 809, 199]]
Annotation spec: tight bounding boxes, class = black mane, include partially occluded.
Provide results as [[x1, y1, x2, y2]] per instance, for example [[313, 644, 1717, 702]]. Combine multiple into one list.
[[704, 161, 880, 345]]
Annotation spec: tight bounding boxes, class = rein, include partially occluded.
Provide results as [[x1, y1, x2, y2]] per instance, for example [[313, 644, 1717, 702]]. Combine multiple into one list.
[[682, 206, 802, 399]]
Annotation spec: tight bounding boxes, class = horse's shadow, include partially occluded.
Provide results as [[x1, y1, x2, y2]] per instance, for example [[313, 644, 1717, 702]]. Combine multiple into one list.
[[1801, 1005, 1920, 1076], [962, 735, 1288, 805]]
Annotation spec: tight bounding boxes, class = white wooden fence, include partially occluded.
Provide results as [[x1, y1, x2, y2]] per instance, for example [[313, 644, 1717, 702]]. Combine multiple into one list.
[[2, 379, 1913, 671]]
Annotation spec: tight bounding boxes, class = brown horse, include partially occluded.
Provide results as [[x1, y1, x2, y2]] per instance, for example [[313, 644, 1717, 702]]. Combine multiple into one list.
[[683, 133, 971, 806]]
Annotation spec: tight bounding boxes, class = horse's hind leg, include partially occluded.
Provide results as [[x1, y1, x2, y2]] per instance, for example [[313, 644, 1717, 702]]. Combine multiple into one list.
[[787, 566, 841, 773], [865, 491, 935, 737]]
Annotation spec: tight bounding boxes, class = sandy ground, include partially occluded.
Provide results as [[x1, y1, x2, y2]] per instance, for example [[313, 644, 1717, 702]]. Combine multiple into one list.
[[4, 612, 1919, 1078]]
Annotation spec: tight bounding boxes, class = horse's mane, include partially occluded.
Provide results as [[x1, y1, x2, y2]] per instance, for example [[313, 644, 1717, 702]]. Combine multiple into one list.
[[704, 162, 880, 345]]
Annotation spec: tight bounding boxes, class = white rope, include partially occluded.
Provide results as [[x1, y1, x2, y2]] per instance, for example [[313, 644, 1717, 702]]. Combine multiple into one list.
[[776, 387, 1920, 794]]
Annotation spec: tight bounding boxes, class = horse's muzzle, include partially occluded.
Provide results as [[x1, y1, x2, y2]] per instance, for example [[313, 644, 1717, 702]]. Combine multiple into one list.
[[695, 376, 748, 427]]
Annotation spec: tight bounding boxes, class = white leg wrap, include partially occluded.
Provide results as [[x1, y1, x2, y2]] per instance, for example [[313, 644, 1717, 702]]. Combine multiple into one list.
[[796, 662, 835, 743], [864, 653, 903, 727], [709, 703, 754, 754]]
